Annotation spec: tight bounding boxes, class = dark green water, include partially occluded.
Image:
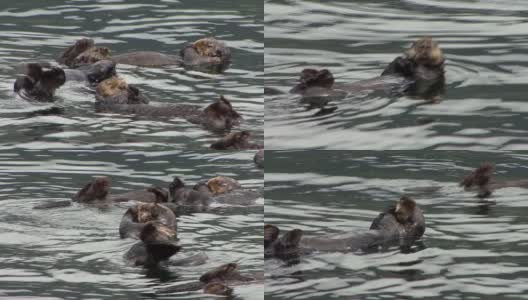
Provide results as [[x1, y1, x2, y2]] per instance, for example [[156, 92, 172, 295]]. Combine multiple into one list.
[[0, 0, 263, 299], [265, 0, 528, 150], [265, 151, 528, 300]]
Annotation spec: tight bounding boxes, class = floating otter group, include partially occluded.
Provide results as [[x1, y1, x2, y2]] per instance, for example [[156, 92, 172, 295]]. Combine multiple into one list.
[[33, 174, 262, 296], [12, 37, 263, 164]]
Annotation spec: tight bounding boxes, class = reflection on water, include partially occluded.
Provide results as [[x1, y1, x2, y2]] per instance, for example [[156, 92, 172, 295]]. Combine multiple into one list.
[[265, 150, 528, 300], [0, 0, 263, 299], [265, 0, 528, 149]]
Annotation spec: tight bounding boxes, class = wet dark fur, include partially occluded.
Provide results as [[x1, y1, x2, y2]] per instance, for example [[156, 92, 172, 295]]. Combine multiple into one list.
[[210, 131, 263, 150], [14, 63, 66, 101]]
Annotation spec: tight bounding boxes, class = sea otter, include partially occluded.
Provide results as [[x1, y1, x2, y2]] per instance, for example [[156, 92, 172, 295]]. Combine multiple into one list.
[[58, 37, 231, 73], [95, 77, 241, 131], [168, 177, 211, 210], [72, 176, 164, 203], [265, 196, 425, 260], [156, 262, 260, 296], [210, 131, 263, 150], [123, 222, 181, 267], [291, 37, 445, 101], [460, 162, 528, 198], [14, 63, 65, 101]]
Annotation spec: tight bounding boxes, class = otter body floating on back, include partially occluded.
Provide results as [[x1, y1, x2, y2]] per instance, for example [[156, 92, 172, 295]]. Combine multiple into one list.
[[265, 196, 426, 260], [58, 37, 231, 73], [291, 37, 445, 100], [95, 77, 241, 131]]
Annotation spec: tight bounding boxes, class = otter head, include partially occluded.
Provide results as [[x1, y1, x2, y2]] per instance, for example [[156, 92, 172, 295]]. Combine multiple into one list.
[[290, 68, 334, 94], [95, 77, 149, 105], [270, 227, 303, 260], [139, 221, 176, 242], [206, 176, 241, 195], [58, 38, 95, 67], [199, 263, 247, 284], [14, 64, 66, 101], [460, 162, 494, 189], [203, 282, 233, 296], [80, 60, 117, 84], [72, 176, 110, 202], [136, 203, 160, 223], [72, 47, 111, 67], [406, 37, 444, 67], [180, 38, 231, 73], [203, 95, 242, 130], [394, 196, 416, 224]]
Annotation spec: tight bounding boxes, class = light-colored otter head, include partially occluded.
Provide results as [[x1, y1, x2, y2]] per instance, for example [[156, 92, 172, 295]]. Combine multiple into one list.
[[394, 196, 416, 224], [96, 77, 128, 97], [136, 203, 160, 223], [192, 38, 227, 58], [72, 176, 110, 202], [206, 176, 241, 195], [405, 37, 444, 66], [74, 47, 111, 67]]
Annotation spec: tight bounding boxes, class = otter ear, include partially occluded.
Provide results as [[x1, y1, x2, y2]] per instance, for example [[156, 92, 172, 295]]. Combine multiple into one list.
[[199, 263, 238, 283]]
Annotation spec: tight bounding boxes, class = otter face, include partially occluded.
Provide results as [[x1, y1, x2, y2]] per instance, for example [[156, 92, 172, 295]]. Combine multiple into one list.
[[268, 228, 303, 260], [406, 37, 444, 67], [206, 176, 241, 195], [394, 196, 416, 224], [58, 38, 95, 67], [203, 95, 242, 130], [14, 64, 66, 101], [180, 38, 231, 73], [95, 77, 149, 105], [136, 203, 160, 223], [73, 47, 111, 67], [72, 176, 110, 202], [203, 282, 233, 296], [290, 68, 334, 94]]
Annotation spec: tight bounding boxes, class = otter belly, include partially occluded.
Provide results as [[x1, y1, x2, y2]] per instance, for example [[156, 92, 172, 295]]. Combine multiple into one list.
[[112, 51, 181, 67]]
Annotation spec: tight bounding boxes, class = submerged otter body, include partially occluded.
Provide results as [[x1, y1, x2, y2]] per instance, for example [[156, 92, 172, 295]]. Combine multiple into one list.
[[156, 263, 260, 296], [210, 131, 263, 150], [112, 51, 181, 67], [72, 176, 161, 203], [291, 37, 445, 102], [265, 196, 425, 260], [14, 63, 66, 101], [95, 77, 241, 131]]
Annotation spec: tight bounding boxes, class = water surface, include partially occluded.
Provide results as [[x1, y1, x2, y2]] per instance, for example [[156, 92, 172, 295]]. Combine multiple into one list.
[[265, 0, 528, 149], [265, 150, 528, 299]]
